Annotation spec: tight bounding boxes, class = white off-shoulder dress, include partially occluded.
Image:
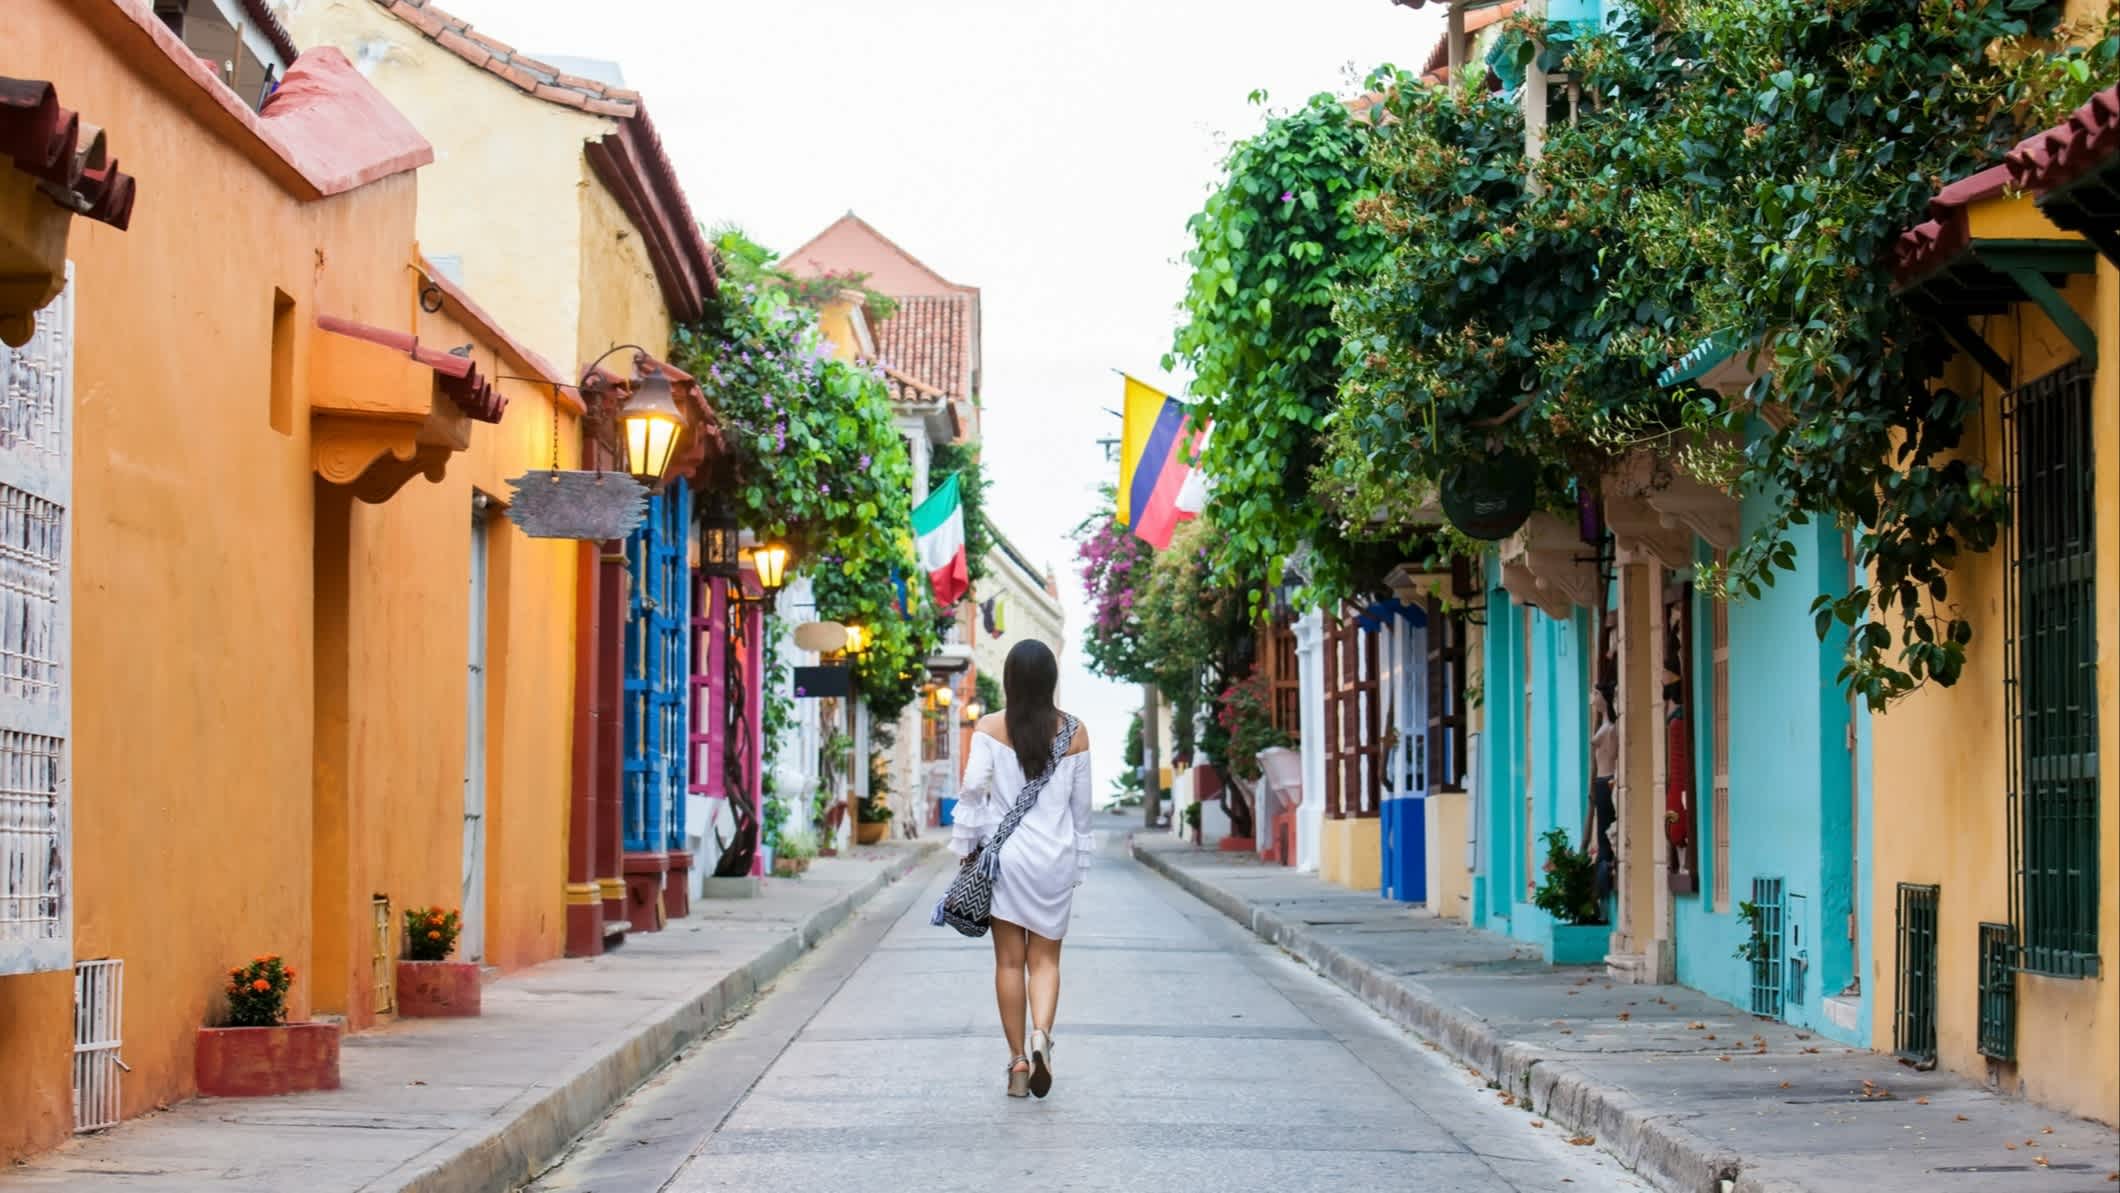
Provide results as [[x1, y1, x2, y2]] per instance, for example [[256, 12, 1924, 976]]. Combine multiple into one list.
[[949, 731, 1095, 940]]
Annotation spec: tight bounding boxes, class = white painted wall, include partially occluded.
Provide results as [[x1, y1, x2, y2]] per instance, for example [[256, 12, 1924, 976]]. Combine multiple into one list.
[[1294, 610, 1326, 873]]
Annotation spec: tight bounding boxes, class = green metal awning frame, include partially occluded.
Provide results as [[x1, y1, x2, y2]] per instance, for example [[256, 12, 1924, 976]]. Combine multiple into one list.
[[1657, 328, 1746, 389]]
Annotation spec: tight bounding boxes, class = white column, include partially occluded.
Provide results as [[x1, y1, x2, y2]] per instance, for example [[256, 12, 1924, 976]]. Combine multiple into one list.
[[1294, 610, 1328, 872]]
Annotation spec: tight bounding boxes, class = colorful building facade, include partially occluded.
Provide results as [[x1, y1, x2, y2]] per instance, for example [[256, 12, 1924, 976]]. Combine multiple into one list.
[[0, 0, 583, 1156]]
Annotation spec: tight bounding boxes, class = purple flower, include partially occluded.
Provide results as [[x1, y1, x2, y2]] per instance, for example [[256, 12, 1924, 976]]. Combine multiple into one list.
[[858, 454, 871, 470], [1280, 191, 1295, 203], [822, 481, 833, 496]]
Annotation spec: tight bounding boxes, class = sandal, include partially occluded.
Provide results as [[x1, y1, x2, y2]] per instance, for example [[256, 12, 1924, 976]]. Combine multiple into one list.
[[1006, 1055, 1030, 1098], [1027, 1030, 1054, 1099]]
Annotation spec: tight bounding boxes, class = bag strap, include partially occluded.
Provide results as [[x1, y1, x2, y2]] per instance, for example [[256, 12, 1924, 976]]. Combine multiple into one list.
[[976, 715, 1078, 881]]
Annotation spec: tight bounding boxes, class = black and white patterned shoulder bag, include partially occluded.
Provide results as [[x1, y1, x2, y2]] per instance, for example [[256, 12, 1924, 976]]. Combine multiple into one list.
[[931, 715, 1078, 939]]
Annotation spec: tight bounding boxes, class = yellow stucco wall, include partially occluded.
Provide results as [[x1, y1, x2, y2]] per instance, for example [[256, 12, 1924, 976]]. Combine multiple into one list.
[[1321, 816, 1383, 891], [287, 0, 612, 371], [1869, 204, 2118, 1124], [577, 161, 675, 368], [0, 1, 587, 1160], [1427, 790, 1472, 922]]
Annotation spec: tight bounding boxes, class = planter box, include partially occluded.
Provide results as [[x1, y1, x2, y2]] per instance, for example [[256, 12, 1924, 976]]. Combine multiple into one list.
[[396, 960, 481, 1018], [195, 1022, 340, 1097], [772, 857, 801, 878], [701, 875, 762, 899], [1542, 921, 1611, 966], [855, 821, 889, 845], [1217, 835, 1256, 853]]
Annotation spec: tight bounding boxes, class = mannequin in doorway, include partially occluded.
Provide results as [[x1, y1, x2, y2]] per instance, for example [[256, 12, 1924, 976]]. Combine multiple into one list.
[[1585, 680, 1620, 903], [1663, 605, 1697, 892]]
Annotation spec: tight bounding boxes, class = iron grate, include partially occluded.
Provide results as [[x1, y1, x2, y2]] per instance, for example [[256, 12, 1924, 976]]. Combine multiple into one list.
[[2002, 361, 2100, 979], [1978, 921, 2016, 1061], [371, 895, 393, 1016], [1749, 876, 1785, 1019], [1895, 883, 1940, 1063], [72, 958, 121, 1132]]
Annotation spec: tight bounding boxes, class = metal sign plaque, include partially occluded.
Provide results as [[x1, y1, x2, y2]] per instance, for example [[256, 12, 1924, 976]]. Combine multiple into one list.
[[503, 470, 649, 540]]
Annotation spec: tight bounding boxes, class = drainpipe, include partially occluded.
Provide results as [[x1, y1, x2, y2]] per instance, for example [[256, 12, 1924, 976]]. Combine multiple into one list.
[[1447, 1, 1466, 78]]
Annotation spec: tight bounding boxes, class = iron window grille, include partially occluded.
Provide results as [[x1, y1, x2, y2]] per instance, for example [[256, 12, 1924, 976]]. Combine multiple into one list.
[[1425, 601, 1468, 791], [1748, 876, 1785, 1019], [1977, 921, 2016, 1062], [1895, 883, 1940, 1063], [2002, 361, 2100, 979]]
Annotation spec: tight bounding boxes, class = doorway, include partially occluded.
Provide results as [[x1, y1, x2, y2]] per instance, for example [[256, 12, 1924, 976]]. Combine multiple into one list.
[[461, 495, 491, 963]]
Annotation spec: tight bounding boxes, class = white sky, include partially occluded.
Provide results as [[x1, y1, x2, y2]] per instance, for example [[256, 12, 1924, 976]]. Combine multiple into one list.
[[435, 0, 1443, 798]]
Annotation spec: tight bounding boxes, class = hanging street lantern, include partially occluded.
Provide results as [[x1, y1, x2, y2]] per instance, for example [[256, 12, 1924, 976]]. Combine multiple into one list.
[[697, 503, 741, 579], [843, 623, 870, 658], [618, 367, 684, 485], [745, 542, 791, 597]]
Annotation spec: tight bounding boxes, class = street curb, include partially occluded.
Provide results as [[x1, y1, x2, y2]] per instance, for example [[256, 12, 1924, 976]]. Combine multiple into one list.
[[1131, 839, 1742, 1193], [396, 845, 942, 1193]]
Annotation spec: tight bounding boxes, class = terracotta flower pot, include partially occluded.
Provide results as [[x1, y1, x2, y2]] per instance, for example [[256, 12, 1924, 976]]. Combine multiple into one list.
[[772, 857, 801, 878], [855, 821, 888, 845], [396, 959, 482, 1018], [195, 1021, 341, 1097]]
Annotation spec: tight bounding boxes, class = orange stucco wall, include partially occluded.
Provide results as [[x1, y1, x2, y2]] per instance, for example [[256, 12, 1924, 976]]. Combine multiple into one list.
[[0, 0, 580, 1160], [1868, 218, 2119, 1124]]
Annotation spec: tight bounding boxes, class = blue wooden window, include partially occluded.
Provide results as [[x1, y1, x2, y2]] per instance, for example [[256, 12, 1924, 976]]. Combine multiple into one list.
[[623, 480, 691, 854]]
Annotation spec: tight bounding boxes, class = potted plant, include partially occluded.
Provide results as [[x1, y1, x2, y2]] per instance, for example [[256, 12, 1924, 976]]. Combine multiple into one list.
[[855, 795, 893, 845], [396, 906, 480, 1018], [195, 954, 340, 1096], [1182, 799, 1203, 845], [1531, 829, 1609, 965], [774, 830, 818, 876]]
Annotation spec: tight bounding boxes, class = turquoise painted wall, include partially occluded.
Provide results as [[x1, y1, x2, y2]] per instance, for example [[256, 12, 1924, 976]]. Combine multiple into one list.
[[1480, 563, 1594, 945], [1672, 488, 1862, 1044]]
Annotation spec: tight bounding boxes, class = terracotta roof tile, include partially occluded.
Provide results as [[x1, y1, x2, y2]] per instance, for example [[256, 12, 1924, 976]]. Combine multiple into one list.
[[369, 0, 716, 316], [874, 295, 973, 401], [1889, 163, 2012, 287], [236, 0, 302, 65], [369, 0, 639, 115], [0, 77, 137, 230], [2006, 83, 2120, 197]]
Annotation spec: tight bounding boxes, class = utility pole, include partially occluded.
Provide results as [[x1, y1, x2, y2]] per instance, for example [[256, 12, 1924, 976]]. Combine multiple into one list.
[[1141, 682, 1163, 829]]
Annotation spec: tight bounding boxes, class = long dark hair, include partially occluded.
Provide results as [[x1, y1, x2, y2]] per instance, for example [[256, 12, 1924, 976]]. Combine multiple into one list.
[[1002, 639, 1062, 779]]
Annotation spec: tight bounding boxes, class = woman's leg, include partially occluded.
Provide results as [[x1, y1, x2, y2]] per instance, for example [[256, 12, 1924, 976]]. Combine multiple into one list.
[[991, 920, 1029, 1063], [1026, 931, 1063, 1034]]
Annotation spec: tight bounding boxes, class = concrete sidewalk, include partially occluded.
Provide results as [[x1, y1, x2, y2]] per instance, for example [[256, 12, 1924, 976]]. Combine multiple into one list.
[[1134, 836, 2120, 1193], [2, 843, 941, 1193]]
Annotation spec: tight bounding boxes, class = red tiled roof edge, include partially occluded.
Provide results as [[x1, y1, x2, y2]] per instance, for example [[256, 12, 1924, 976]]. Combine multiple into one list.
[[874, 294, 973, 401], [585, 107, 718, 324], [2006, 83, 2120, 197], [369, 0, 640, 115], [316, 313, 507, 423], [370, 0, 715, 318], [0, 77, 137, 230], [239, 0, 302, 68], [1888, 163, 2012, 287]]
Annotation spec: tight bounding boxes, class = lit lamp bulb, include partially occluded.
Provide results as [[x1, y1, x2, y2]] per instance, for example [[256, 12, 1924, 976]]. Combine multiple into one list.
[[619, 371, 684, 484]]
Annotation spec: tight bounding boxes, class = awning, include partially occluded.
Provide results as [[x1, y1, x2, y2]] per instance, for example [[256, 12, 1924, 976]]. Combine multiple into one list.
[[316, 315, 505, 422]]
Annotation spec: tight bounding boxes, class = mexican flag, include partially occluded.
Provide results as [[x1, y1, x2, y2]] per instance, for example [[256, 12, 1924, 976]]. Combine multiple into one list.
[[912, 473, 970, 608]]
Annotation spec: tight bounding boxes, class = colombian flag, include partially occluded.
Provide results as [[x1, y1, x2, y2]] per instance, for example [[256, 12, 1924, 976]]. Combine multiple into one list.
[[1116, 377, 1208, 550]]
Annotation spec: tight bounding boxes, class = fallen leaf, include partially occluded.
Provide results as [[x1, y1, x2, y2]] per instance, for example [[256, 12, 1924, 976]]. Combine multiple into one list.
[[1568, 1135, 1597, 1147], [1689, 1021, 1706, 1030], [2042, 1127, 2054, 1135], [1561, 1029, 1574, 1035], [1779, 1081, 1792, 1089], [2026, 1140, 2037, 1147], [1530, 1120, 1546, 1129], [2035, 1156, 2050, 1168], [1618, 1012, 1632, 1022], [1916, 1097, 1929, 1105], [2006, 1143, 2018, 1151], [1705, 1034, 1718, 1041], [1755, 1043, 1768, 1054], [1803, 1046, 1821, 1054], [1718, 1055, 1732, 1063]]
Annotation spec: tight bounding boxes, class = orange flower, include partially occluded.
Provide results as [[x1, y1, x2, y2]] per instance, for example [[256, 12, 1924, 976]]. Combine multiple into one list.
[[254, 954, 269, 963], [427, 930, 442, 941], [229, 967, 242, 978], [284, 967, 296, 981], [251, 978, 271, 992]]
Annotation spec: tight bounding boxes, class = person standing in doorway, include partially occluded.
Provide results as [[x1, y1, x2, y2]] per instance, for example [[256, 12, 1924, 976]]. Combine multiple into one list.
[[950, 639, 1094, 1098]]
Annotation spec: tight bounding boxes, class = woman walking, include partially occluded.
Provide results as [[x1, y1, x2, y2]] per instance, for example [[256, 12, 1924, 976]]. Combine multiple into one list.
[[948, 639, 1093, 1099]]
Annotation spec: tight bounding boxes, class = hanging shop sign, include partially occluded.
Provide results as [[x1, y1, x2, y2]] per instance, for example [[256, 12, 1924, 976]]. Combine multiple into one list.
[[793, 663, 852, 699], [1440, 450, 1536, 540], [503, 470, 649, 540]]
